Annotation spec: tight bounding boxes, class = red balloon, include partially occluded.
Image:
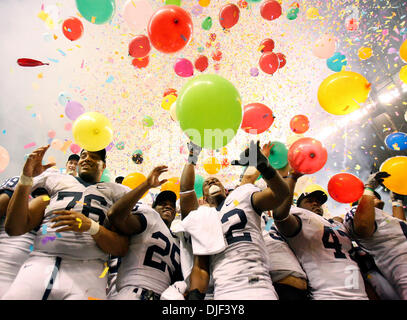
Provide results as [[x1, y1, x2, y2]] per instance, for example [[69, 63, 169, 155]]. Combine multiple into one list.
[[241, 103, 275, 134], [259, 52, 279, 74], [259, 38, 275, 53], [219, 4, 240, 29], [260, 0, 282, 21], [62, 17, 84, 41], [128, 35, 151, 58], [276, 52, 286, 68], [212, 50, 222, 61], [147, 5, 193, 54], [288, 137, 327, 174], [290, 115, 310, 134], [132, 56, 149, 69], [328, 173, 364, 203], [194, 55, 209, 72]]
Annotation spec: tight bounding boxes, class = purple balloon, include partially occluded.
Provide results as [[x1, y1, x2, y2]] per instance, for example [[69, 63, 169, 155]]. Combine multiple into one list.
[[65, 101, 85, 121]]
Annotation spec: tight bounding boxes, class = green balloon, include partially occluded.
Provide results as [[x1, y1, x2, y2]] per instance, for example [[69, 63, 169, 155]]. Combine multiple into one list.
[[268, 141, 288, 169], [245, 0, 262, 2], [202, 17, 213, 31], [142, 116, 154, 127], [194, 174, 205, 198], [176, 74, 242, 150], [76, 0, 115, 25], [101, 168, 111, 182], [165, 0, 181, 5]]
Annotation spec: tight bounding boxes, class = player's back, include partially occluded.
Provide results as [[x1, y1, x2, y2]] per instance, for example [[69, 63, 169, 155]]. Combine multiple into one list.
[[210, 184, 277, 300], [281, 206, 368, 300], [116, 203, 182, 295]]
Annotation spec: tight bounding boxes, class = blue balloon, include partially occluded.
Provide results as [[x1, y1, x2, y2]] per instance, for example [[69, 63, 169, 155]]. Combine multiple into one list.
[[385, 132, 407, 151], [327, 52, 347, 72], [58, 92, 72, 106]]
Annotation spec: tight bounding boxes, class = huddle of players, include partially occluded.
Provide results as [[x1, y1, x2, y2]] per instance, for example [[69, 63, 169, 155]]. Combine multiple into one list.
[[0, 141, 406, 300]]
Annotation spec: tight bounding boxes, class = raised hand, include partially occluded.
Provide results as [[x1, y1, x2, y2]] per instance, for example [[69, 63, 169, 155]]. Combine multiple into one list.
[[23, 145, 56, 177], [146, 165, 169, 188], [187, 141, 202, 165], [365, 171, 391, 190]]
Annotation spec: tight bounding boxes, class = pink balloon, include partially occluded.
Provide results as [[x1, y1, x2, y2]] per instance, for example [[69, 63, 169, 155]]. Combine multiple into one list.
[[312, 34, 336, 59], [174, 58, 194, 77], [0, 146, 10, 172], [48, 130, 56, 139], [65, 101, 85, 121], [64, 122, 73, 131], [70, 143, 81, 154], [123, 0, 154, 31], [287, 137, 327, 174]]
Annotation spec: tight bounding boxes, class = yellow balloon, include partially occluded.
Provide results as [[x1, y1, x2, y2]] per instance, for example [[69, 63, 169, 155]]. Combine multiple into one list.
[[305, 183, 328, 195], [358, 47, 372, 60], [203, 157, 221, 175], [380, 156, 407, 195], [400, 39, 407, 63], [122, 172, 148, 198], [199, 0, 210, 7], [72, 112, 113, 151], [170, 101, 178, 121], [306, 7, 319, 19], [318, 71, 371, 115], [400, 65, 407, 84], [161, 94, 177, 111], [161, 177, 180, 200]]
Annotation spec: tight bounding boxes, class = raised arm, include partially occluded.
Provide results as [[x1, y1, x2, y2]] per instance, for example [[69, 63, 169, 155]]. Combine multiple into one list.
[[272, 168, 302, 237], [5, 145, 55, 236], [353, 172, 389, 238], [186, 255, 210, 300], [232, 141, 289, 211], [108, 166, 169, 235], [180, 142, 202, 219], [390, 191, 405, 221]]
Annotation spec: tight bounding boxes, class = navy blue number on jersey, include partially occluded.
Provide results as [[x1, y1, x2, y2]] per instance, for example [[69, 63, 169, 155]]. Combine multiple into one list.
[[143, 231, 183, 283], [400, 221, 407, 240], [268, 226, 285, 242], [56, 191, 107, 224], [221, 208, 252, 245], [0, 177, 19, 189], [322, 226, 346, 259]]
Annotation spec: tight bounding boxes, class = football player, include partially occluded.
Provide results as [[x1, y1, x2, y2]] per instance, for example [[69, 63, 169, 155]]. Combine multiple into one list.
[[2, 145, 130, 300], [108, 166, 182, 300]]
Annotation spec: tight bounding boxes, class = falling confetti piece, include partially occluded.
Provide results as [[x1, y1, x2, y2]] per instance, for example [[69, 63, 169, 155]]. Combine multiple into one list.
[[76, 218, 82, 229], [99, 262, 109, 278]]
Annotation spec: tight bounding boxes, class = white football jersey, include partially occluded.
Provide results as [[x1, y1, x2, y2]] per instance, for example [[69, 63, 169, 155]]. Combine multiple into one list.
[[116, 203, 183, 295], [344, 206, 407, 299], [261, 213, 307, 282], [30, 170, 131, 261], [279, 206, 368, 300], [209, 184, 277, 300], [0, 176, 35, 294]]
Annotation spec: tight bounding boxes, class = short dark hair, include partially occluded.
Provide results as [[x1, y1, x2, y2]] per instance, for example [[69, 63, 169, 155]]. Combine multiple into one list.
[[80, 149, 106, 163], [67, 154, 80, 162], [115, 176, 124, 184]]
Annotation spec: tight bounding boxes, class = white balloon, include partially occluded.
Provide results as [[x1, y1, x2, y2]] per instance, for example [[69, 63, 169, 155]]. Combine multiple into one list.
[[123, 0, 155, 32]]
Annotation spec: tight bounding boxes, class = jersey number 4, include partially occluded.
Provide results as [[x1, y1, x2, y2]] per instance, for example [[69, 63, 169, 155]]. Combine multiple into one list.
[[143, 231, 183, 283], [322, 226, 347, 259]]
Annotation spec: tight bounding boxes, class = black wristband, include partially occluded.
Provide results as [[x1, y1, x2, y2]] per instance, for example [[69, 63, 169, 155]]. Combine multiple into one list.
[[186, 289, 205, 300], [257, 162, 276, 180]]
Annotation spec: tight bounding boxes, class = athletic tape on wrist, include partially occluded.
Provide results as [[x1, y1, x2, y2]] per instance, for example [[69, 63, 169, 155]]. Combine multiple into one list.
[[179, 189, 195, 195], [392, 201, 403, 207], [19, 173, 33, 186], [88, 219, 100, 236], [363, 188, 374, 196]]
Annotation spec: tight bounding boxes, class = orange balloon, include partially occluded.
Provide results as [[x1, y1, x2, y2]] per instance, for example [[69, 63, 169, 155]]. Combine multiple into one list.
[[203, 157, 221, 174], [122, 172, 148, 198], [161, 177, 180, 199]]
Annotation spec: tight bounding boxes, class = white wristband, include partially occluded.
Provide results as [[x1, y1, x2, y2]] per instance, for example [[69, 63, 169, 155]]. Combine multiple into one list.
[[363, 188, 374, 196], [179, 189, 195, 195], [88, 219, 100, 236], [19, 174, 33, 186], [392, 201, 403, 207]]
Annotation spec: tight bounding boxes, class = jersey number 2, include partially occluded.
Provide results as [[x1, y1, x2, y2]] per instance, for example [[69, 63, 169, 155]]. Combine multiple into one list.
[[221, 209, 252, 245]]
